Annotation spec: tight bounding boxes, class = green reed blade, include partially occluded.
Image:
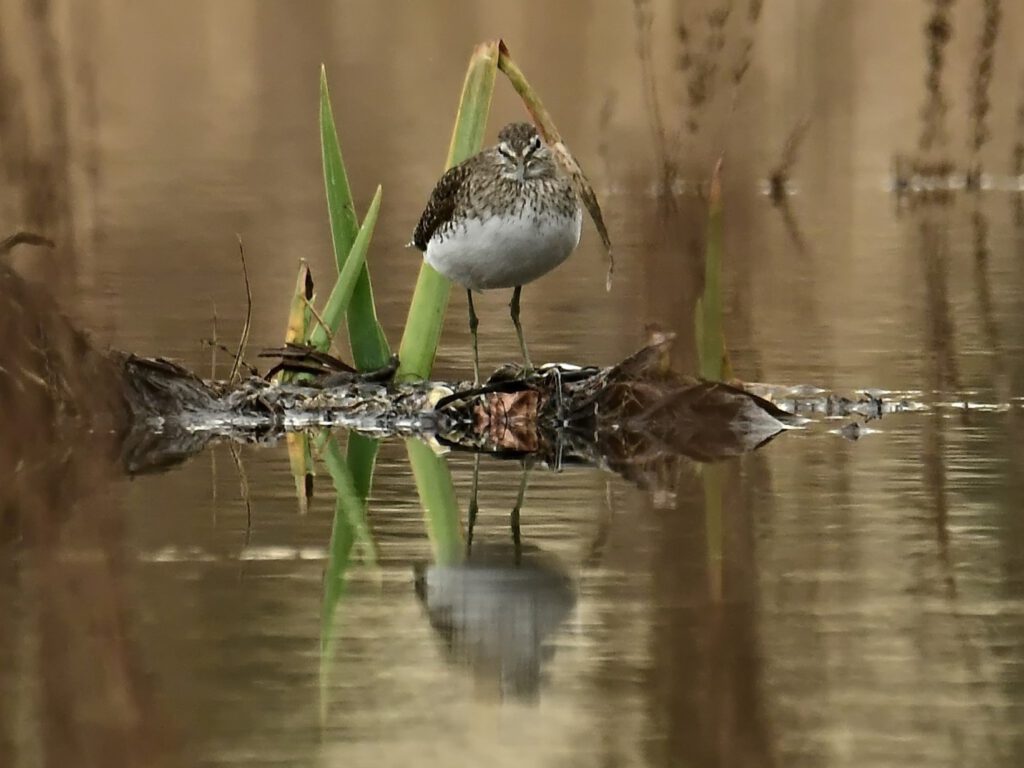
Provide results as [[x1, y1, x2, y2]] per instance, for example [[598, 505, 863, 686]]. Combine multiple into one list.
[[405, 438, 464, 566], [396, 41, 499, 381], [308, 186, 383, 352], [318, 67, 391, 370], [695, 158, 733, 381]]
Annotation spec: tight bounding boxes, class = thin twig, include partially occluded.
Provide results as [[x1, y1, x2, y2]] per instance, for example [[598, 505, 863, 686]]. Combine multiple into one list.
[[211, 301, 218, 379], [303, 296, 336, 350], [201, 340, 258, 376], [0, 231, 54, 256], [229, 235, 253, 383], [228, 443, 254, 554]]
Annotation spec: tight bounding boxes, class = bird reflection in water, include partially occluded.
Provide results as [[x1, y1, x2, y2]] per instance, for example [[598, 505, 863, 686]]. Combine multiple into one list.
[[414, 460, 576, 702]]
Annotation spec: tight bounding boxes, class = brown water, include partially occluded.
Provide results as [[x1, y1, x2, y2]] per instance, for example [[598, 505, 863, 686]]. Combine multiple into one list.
[[3, 1, 1024, 766]]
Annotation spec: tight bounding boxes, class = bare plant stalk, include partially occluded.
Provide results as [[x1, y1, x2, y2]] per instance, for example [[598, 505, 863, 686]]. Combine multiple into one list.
[[229, 235, 253, 384], [211, 301, 218, 379], [303, 297, 336, 350]]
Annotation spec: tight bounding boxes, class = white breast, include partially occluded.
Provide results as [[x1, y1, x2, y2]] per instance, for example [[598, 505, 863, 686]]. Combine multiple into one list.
[[425, 205, 583, 291]]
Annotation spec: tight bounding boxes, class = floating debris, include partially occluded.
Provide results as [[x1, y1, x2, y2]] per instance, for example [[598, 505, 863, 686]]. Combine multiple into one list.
[[832, 422, 885, 441]]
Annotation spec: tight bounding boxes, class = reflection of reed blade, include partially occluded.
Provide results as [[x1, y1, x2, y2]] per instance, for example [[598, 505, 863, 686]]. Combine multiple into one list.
[[414, 543, 575, 702]]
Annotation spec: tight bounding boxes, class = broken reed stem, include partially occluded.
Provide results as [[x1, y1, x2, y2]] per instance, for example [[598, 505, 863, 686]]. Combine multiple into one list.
[[229, 235, 253, 384], [497, 40, 614, 289], [203, 340, 258, 376], [496, 42, 561, 143]]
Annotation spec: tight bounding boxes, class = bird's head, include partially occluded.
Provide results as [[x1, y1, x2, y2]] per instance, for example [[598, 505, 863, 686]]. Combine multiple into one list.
[[495, 122, 555, 182]]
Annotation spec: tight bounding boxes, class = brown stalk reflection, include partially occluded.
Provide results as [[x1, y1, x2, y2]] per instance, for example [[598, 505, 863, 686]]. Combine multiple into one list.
[[645, 459, 777, 768], [971, 208, 1007, 396], [1015, 72, 1024, 225], [919, 216, 961, 393], [916, 211, 959, 596]]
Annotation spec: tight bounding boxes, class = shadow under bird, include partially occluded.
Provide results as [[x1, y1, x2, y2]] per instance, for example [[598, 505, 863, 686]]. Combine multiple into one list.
[[411, 122, 583, 383]]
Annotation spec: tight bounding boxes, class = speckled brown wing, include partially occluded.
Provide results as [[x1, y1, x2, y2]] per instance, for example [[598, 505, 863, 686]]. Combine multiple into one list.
[[412, 161, 472, 251]]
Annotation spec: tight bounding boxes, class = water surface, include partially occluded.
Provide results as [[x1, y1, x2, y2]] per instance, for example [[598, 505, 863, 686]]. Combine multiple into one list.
[[2, 2, 1024, 767]]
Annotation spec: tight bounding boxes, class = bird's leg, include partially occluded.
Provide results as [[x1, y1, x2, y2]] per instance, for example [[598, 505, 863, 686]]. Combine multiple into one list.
[[466, 453, 480, 556], [467, 289, 480, 385], [510, 461, 530, 565], [509, 285, 533, 375]]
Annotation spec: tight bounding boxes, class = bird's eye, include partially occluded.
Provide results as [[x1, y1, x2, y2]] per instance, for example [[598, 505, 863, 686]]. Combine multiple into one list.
[[498, 142, 515, 161], [528, 135, 542, 154]]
